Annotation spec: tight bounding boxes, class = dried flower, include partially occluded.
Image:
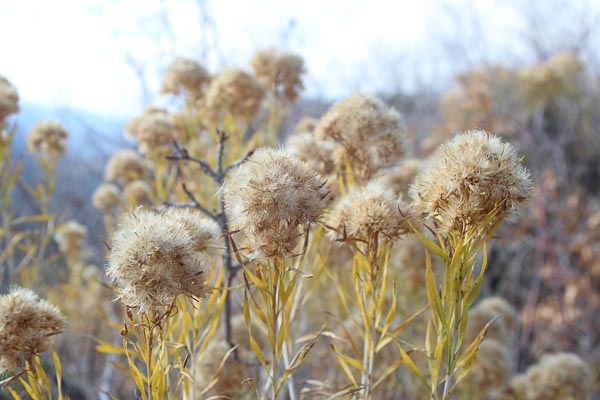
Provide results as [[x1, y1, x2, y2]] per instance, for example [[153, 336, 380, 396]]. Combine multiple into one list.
[[466, 297, 517, 346], [194, 339, 254, 398], [0, 287, 65, 373], [374, 158, 423, 197], [123, 180, 152, 206], [507, 353, 591, 399], [292, 117, 319, 134], [286, 133, 336, 176], [124, 106, 169, 139], [462, 339, 511, 398], [104, 149, 148, 184], [205, 67, 265, 123], [92, 182, 121, 213], [26, 120, 68, 156], [314, 93, 405, 183], [410, 130, 532, 234], [54, 220, 87, 256], [124, 107, 177, 154], [163, 208, 223, 257], [327, 181, 410, 242], [106, 207, 212, 313], [251, 48, 305, 102], [223, 148, 327, 258], [161, 57, 211, 102], [519, 52, 581, 109], [0, 75, 19, 121]]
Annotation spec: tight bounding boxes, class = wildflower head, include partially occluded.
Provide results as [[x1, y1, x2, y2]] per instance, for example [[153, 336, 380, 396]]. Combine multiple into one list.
[[124, 106, 168, 139], [123, 180, 152, 206], [222, 148, 328, 258], [92, 182, 121, 213], [314, 93, 405, 183], [251, 48, 305, 102], [104, 149, 148, 184], [0, 76, 19, 122], [106, 207, 213, 314], [0, 287, 65, 373], [54, 220, 87, 256], [161, 57, 211, 102], [205, 67, 265, 123], [327, 181, 411, 242], [512, 352, 591, 399], [410, 130, 532, 235], [26, 120, 68, 156]]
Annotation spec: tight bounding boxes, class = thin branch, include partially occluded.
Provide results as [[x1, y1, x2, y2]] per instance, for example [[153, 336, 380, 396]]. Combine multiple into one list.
[[163, 183, 218, 221], [167, 142, 217, 180], [224, 149, 256, 175]]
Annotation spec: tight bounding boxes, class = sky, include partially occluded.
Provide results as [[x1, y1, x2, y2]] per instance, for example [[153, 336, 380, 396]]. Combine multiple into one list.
[[1, 0, 598, 118]]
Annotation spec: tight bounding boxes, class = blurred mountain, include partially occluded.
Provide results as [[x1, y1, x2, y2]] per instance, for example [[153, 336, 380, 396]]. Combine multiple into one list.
[[8, 103, 132, 246]]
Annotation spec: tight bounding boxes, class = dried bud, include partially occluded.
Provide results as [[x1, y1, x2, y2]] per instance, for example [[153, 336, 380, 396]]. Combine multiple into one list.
[[163, 208, 223, 258], [104, 149, 148, 184], [0, 76, 19, 121], [26, 120, 68, 156], [0, 287, 65, 373], [205, 68, 265, 123], [327, 181, 411, 242], [106, 207, 213, 313], [292, 117, 319, 135], [314, 93, 405, 183], [223, 148, 327, 258], [54, 220, 87, 256], [251, 48, 305, 102], [410, 130, 532, 234], [123, 180, 152, 206], [92, 182, 121, 213], [507, 353, 591, 399], [161, 57, 211, 102], [286, 133, 336, 176]]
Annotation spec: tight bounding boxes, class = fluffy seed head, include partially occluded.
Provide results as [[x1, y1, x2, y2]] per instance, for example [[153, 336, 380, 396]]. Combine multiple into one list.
[[194, 339, 253, 398], [135, 112, 178, 154], [251, 48, 305, 102], [0, 76, 19, 121], [285, 133, 336, 176], [161, 57, 211, 101], [327, 181, 411, 242], [374, 158, 423, 197], [123, 180, 152, 206], [54, 220, 87, 256], [466, 297, 518, 346], [92, 183, 121, 213], [462, 339, 511, 396], [104, 149, 148, 184], [26, 120, 68, 156], [205, 67, 265, 123], [162, 208, 223, 258], [410, 130, 532, 234], [314, 93, 405, 182], [509, 353, 591, 399], [124, 106, 168, 138], [223, 148, 328, 258], [106, 207, 212, 313], [0, 287, 65, 373]]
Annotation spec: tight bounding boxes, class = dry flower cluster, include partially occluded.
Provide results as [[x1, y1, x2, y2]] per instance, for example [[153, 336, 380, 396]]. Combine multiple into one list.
[[2, 45, 598, 399], [0, 287, 65, 373]]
